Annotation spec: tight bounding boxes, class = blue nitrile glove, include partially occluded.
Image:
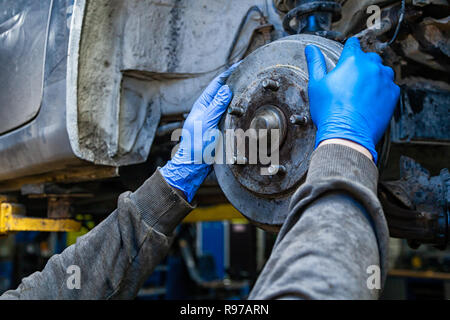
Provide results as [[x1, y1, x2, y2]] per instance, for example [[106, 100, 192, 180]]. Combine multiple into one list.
[[304, 37, 400, 163], [160, 64, 239, 202]]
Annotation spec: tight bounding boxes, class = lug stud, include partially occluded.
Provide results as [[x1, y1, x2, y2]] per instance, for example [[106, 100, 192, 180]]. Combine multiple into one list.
[[232, 155, 248, 165], [290, 114, 309, 126], [262, 79, 280, 91], [228, 106, 245, 117], [267, 164, 286, 175]]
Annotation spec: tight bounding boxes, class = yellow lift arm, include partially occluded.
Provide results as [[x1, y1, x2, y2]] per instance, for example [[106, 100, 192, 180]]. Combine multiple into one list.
[[183, 204, 246, 223], [0, 197, 81, 236]]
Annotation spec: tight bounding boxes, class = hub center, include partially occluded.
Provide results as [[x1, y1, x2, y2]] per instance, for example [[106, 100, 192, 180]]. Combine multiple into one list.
[[249, 105, 287, 153]]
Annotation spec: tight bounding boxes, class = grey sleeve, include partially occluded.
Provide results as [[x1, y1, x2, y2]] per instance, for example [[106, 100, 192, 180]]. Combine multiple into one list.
[[0, 169, 194, 300], [249, 144, 390, 300]]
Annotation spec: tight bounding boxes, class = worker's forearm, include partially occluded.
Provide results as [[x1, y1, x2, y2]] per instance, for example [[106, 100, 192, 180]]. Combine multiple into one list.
[[0, 170, 193, 300], [249, 144, 389, 300]]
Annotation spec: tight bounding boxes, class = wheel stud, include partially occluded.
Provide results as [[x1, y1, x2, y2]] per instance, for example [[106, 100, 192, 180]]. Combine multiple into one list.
[[290, 114, 309, 126]]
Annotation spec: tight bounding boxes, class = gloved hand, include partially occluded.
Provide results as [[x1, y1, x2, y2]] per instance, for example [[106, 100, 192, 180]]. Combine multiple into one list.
[[305, 37, 400, 163], [160, 64, 239, 202]]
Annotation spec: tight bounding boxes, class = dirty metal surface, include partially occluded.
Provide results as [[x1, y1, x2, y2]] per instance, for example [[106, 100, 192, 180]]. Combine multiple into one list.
[[0, 165, 118, 193], [226, 67, 313, 195], [392, 83, 450, 144], [67, 0, 271, 167], [380, 156, 450, 248], [214, 34, 342, 231]]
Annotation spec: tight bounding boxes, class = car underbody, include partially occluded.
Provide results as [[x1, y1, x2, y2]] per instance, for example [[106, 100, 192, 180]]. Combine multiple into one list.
[[0, 0, 448, 249]]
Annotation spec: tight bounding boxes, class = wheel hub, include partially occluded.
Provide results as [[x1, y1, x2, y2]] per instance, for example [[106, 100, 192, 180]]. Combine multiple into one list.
[[214, 34, 343, 232]]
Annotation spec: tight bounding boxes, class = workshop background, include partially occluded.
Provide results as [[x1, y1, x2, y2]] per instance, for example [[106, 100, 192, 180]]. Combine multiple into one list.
[[0, 0, 449, 300], [1, 220, 450, 299]]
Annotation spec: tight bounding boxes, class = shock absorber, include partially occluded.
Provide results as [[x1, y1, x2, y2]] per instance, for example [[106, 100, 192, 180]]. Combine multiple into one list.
[[281, 0, 342, 39]]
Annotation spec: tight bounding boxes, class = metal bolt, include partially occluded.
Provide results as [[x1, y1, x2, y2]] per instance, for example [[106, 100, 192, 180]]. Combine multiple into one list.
[[290, 114, 309, 126], [228, 106, 245, 117], [267, 164, 286, 175], [262, 79, 280, 91], [232, 155, 248, 165]]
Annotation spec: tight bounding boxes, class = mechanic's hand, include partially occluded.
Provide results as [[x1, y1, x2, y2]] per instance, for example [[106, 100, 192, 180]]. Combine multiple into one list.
[[160, 64, 239, 202], [305, 37, 400, 163]]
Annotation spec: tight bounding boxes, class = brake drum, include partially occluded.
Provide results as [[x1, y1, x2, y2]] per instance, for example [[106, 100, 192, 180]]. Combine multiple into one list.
[[214, 34, 343, 232]]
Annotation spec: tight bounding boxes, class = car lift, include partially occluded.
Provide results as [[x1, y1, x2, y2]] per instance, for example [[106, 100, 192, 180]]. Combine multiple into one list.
[[0, 195, 81, 236]]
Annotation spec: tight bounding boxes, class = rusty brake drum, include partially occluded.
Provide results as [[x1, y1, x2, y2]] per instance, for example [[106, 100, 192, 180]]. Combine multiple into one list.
[[214, 34, 343, 232]]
